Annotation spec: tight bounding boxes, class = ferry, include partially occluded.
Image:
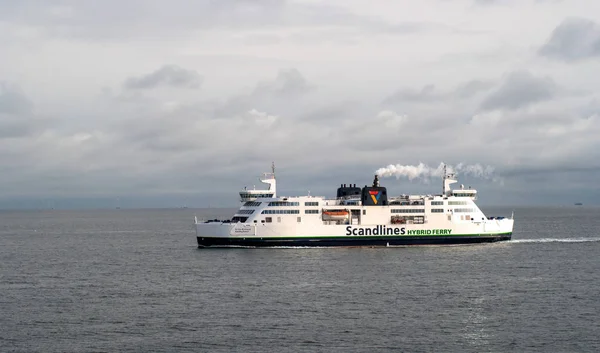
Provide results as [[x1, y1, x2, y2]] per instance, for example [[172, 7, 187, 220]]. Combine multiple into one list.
[[195, 164, 514, 247]]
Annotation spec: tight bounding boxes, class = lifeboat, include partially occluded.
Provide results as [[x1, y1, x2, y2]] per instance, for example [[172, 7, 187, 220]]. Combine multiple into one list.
[[322, 210, 350, 221]]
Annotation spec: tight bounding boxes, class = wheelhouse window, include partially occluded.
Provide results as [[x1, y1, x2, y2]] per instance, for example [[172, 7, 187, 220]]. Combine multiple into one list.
[[452, 193, 476, 197], [241, 193, 273, 198], [243, 201, 262, 207]]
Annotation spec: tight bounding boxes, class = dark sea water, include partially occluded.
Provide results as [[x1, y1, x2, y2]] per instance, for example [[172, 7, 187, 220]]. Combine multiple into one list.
[[1, 206, 599, 352]]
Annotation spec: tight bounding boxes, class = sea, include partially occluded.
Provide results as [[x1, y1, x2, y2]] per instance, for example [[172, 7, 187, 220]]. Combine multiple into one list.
[[1, 206, 599, 353]]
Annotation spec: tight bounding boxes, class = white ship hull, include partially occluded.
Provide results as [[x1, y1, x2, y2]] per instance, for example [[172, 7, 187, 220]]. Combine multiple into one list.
[[195, 218, 513, 247]]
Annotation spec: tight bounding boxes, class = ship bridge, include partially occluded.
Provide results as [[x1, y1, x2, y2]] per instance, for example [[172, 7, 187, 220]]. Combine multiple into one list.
[[443, 166, 477, 200], [239, 163, 277, 202], [451, 187, 477, 199]]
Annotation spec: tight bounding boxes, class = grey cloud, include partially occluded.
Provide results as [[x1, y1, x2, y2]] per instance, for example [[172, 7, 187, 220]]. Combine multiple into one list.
[[253, 68, 315, 97], [539, 18, 600, 61], [0, 114, 35, 138], [204, 68, 315, 119], [298, 101, 361, 123], [579, 97, 600, 117], [383, 79, 494, 105], [0, 83, 33, 115], [383, 84, 441, 104], [455, 80, 495, 98], [0, 0, 458, 41], [107, 68, 315, 155], [123, 65, 203, 90], [480, 71, 558, 111], [0, 83, 38, 139]]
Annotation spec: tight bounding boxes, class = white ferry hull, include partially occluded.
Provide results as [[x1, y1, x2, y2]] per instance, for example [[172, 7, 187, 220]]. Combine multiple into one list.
[[195, 220, 513, 248]]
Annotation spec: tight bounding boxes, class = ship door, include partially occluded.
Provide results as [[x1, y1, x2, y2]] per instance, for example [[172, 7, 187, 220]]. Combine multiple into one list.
[[351, 209, 361, 225]]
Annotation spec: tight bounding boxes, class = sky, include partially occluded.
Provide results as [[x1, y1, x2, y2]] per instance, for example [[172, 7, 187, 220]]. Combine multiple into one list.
[[2, 0, 600, 208]]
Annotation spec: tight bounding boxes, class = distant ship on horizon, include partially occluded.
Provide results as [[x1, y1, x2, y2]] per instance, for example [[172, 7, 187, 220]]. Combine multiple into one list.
[[574, 203, 583, 206]]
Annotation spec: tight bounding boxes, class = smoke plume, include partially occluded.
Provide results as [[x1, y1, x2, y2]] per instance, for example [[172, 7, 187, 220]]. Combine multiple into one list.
[[375, 162, 498, 183]]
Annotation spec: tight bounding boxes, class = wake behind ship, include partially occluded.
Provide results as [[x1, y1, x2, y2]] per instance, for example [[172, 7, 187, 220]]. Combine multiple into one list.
[[195, 164, 514, 248]]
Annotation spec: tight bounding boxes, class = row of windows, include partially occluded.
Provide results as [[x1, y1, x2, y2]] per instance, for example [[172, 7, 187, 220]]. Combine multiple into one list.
[[243, 201, 262, 207], [453, 193, 475, 197], [241, 193, 273, 198], [237, 210, 255, 214], [261, 210, 300, 214], [431, 201, 444, 206], [454, 208, 475, 213], [431, 208, 445, 213], [268, 202, 300, 206], [305, 210, 319, 214], [305, 202, 319, 206], [448, 201, 468, 205], [391, 209, 425, 213]]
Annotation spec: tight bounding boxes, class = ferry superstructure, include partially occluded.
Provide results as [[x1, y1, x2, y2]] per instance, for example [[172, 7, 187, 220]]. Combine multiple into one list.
[[195, 164, 514, 247]]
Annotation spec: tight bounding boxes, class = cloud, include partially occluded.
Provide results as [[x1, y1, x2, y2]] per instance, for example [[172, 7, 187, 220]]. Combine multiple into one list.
[[480, 71, 558, 111], [375, 110, 408, 129], [0, 113, 36, 139], [383, 84, 441, 104], [253, 68, 315, 97], [4, 1, 600, 207], [0, 82, 33, 115], [383, 79, 495, 105], [102, 68, 315, 165], [123, 65, 203, 90], [454, 80, 495, 98], [0, 0, 443, 41], [0, 83, 40, 139], [539, 17, 600, 61]]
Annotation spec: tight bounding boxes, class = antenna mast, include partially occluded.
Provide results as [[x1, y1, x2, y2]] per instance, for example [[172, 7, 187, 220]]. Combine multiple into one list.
[[442, 163, 446, 193]]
